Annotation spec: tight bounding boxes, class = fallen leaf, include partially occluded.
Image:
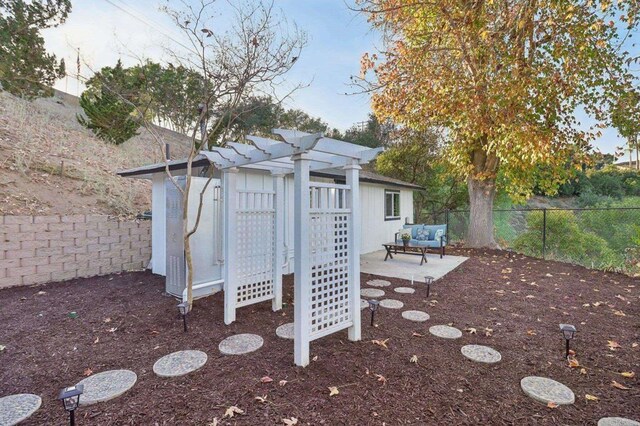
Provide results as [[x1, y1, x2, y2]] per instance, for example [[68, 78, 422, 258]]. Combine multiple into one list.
[[260, 376, 273, 384], [464, 327, 477, 334], [375, 374, 387, 385], [527, 330, 537, 336], [108, 327, 117, 333], [547, 401, 558, 409], [613, 310, 626, 317], [104, 318, 112, 323], [371, 338, 389, 349], [633, 343, 639, 348], [83, 368, 93, 376], [208, 418, 218, 426], [592, 301, 602, 307], [525, 295, 535, 299], [568, 357, 580, 368], [607, 341, 622, 351], [489, 307, 498, 311], [0, 345, 5, 352], [93, 336, 99, 344], [585, 394, 599, 401], [255, 395, 267, 403], [328, 386, 339, 396], [580, 368, 587, 375], [312, 355, 318, 362], [410, 355, 418, 363], [582, 303, 591, 307], [278, 380, 288, 386], [621, 372, 635, 378], [412, 332, 423, 337], [36, 291, 46, 295], [611, 381, 630, 390], [224, 406, 244, 418], [484, 327, 493, 337], [282, 417, 298, 426]]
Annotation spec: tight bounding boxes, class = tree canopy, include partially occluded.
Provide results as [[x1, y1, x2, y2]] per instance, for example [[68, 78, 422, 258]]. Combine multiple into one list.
[[359, 0, 640, 246], [0, 0, 71, 98]]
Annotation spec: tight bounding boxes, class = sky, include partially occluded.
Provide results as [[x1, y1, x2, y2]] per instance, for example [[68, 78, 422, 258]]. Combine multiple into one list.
[[42, 0, 636, 158]]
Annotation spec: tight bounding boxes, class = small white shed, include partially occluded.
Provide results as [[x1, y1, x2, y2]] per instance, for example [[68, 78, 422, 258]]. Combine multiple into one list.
[[119, 158, 420, 295]]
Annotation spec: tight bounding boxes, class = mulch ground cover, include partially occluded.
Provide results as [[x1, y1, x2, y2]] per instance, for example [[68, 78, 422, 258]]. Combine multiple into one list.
[[1, 249, 638, 425]]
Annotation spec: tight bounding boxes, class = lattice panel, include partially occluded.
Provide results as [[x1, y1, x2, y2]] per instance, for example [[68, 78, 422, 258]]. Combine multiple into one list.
[[236, 190, 275, 307], [308, 183, 352, 339]]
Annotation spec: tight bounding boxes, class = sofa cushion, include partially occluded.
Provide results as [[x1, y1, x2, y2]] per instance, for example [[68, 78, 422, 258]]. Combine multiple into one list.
[[403, 224, 423, 239]]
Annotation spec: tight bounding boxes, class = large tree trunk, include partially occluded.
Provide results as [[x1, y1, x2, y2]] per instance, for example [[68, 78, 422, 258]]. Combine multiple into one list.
[[466, 177, 499, 248]]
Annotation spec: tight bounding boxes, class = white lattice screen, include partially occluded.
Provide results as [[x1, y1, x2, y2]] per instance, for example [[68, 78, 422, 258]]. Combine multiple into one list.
[[308, 183, 352, 340], [235, 189, 276, 307]]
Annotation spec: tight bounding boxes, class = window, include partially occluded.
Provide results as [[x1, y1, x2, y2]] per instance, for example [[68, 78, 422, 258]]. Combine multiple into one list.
[[385, 190, 401, 220]]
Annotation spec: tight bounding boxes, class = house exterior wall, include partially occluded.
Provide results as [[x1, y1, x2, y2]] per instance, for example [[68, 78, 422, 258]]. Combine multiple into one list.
[[0, 215, 151, 288]]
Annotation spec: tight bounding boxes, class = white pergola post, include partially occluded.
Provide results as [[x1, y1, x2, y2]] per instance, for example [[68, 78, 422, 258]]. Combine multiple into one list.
[[345, 162, 362, 341], [151, 172, 166, 275], [223, 167, 239, 325], [293, 153, 311, 367], [272, 172, 285, 312]]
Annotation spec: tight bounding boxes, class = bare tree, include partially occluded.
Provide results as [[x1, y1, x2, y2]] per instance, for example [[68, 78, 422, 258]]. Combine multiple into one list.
[[150, 0, 307, 310]]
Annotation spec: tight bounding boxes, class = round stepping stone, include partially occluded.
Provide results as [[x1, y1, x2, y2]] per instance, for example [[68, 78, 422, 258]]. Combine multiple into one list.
[[276, 323, 294, 339], [76, 369, 137, 406], [598, 418, 640, 426], [0, 394, 41, 426], [461, 344, 502, 364], [379, 299, 404, 309], [429, 325, 463, 339], [402, 310, 430, 322], [360, 299, 368, 310], [219, 333, 263, 355], [361, 288, 385, 298], [394, 287, 415, 294], [153, 350, 208, 377], [367, 279, 391, 287], [520, 376, 575, 406]]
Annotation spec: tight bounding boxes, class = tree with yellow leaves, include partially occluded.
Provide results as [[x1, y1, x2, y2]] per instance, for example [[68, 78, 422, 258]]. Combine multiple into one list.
[[358, 0, 639, 247]]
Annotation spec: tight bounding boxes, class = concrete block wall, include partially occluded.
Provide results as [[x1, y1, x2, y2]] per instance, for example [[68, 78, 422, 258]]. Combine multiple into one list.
[[0, 215, 151, 288]]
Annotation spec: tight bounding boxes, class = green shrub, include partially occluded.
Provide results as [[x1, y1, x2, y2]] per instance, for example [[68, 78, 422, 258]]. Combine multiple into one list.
[[513, 210, 619, 269]]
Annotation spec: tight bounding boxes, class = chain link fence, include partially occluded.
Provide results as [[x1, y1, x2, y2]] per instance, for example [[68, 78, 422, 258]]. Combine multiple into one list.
[[433, 208, 640, 275]]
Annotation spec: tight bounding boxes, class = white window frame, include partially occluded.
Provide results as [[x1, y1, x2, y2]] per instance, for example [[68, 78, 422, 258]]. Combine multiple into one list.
[[384, 189, 401, 221]]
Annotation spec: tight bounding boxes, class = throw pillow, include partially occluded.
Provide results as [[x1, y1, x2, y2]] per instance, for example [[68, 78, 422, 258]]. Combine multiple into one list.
[[416, 229, 428, 241], [433, 229, 445, 241]]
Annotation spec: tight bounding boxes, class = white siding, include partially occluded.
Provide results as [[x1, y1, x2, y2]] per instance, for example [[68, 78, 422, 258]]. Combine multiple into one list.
[[359, 183, 414, 254]]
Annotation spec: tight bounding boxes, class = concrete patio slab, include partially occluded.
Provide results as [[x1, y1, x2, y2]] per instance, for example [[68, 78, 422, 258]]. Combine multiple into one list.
[[361, 250, 468, 282]]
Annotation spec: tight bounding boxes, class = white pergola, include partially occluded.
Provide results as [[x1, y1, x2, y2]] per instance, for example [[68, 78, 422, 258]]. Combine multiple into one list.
[[201, 129, 382, 366]]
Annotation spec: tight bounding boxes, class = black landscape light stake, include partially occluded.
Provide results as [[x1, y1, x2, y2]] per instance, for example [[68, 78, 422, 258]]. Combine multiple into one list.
[[559, 324, 576, 359], [425, 276, 434, 298], [507, 248, 513, 259], [177, 301, 189, 332], [368, 299, 380, 326], [58, 384, 83, 426]]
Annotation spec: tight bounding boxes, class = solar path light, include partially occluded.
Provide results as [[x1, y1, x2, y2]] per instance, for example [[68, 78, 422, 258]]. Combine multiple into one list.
[[425, 276, 434, 298], [368, 299, 380, 326], [58, 384, 83, 426], [177, 301, 189, 332], [559, 323, 576, 359]]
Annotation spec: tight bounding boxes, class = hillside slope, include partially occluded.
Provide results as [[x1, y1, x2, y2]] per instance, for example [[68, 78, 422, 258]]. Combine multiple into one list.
[[0, 90, 192, 216]]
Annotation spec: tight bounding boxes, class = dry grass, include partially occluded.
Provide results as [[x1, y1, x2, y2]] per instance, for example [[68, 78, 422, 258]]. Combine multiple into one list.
[[0, 90, 192, 216]]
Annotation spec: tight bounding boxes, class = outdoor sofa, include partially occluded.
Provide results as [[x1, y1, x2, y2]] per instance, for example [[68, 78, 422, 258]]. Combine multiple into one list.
[[395, 224, 447, 258]]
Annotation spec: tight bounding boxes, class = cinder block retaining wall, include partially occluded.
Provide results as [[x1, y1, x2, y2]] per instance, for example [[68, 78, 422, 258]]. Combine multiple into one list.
[[0, 215, 151, 288]]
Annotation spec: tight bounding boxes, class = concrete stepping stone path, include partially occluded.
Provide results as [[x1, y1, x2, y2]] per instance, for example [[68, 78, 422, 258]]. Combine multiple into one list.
[[276, 323, 294, 339], [153, 350, 208, 377], [520, 376, 575, 406], [361, 288, 385, 298], [429, 325, 463, 339], [0, 394, 41, 426], [394, 287, 415, 294], [360, 299, 369, 310], [598, 418, 640, 426], [219, 333, 264, 355], [379, 299, 404, 309], [461, 345, 502, 364], [76, 369, 137, 406], [367, 279, 391, 287], [402, 310, 430, 322]]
